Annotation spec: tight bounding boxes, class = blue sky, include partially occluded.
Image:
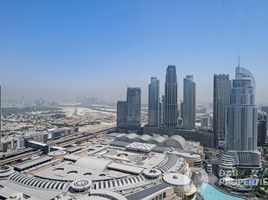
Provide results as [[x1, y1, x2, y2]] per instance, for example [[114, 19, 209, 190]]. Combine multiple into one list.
[[1, 0, 268, 104]]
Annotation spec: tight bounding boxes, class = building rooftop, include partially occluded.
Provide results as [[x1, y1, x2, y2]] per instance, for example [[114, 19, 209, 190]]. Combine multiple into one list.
[[0, 132, 200, 199], [14, 156, 52, 172], [126, 183, 170, 200], [126, 142, 156, 152], [107, 163, 144, 175], [163, 173, 191, 187]]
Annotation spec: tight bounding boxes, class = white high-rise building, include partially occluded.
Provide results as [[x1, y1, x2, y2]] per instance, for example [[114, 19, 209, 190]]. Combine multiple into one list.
[[226, 66, 257, 151], [222, 65, 261, 169]]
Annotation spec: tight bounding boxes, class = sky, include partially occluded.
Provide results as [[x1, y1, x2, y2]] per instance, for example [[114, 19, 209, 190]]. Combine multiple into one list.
[[0, 0, 268, 105]]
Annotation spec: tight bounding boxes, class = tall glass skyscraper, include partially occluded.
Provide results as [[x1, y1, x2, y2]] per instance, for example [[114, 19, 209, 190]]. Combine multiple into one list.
[[257, 111, 267, 147], [223, 66, 260, 168], [160, 95, 165, 126], [164, 65, 178, 127], [183, 75, 196, 130], [148, 77, 160, 127], [117, 101, 127, 131], [226, 66, 257, 151], [213, 74, 231, 148], [126, 87, 141, 131]]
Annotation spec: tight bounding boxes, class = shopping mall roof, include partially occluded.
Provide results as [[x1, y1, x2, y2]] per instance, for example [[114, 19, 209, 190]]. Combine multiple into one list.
[[107, 163, 144, 175], [163, 173, 191, 187], [126, 142, 156, 152], [14, 156, 52, 172]]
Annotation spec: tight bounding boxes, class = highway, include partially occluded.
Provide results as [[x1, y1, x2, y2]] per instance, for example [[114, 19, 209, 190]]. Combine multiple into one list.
[[50, 126, 115, 146], [0, 147, 35, 159], [0, 150, 42, 166], [0, 126, 115, 166]]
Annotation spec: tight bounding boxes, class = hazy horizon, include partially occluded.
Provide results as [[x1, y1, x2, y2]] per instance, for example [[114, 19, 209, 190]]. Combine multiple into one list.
[[1, 0, 268, 105]]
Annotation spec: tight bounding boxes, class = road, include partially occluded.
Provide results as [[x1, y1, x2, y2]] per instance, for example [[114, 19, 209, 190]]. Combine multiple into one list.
[[0, 126, 115, 166]]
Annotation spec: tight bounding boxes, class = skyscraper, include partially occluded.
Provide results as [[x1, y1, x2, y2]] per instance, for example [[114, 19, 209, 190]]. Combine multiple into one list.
[[257, 111, 267, 146], [160, 95, 165, 126], [164, 65, 178, 127], [213, 74, 231, 148], [148, 77, 160, 127], [126, 87, 141, 131], [224, 66, 260, 167], [226, 66, 257, 151], [116, 87, 141, 132], [183, 75, 196, 130], [117, 101, 127, 132], [179, 101, 183, 119]]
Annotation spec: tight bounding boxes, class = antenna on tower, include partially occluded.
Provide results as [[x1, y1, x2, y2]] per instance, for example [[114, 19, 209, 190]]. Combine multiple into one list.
[[238, 55, 241, 68], [235, 56, 241, 78]]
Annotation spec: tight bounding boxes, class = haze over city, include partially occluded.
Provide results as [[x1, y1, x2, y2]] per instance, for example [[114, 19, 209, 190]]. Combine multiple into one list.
[[2, 1, 268, 200], [1, 0, 268, 104]]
